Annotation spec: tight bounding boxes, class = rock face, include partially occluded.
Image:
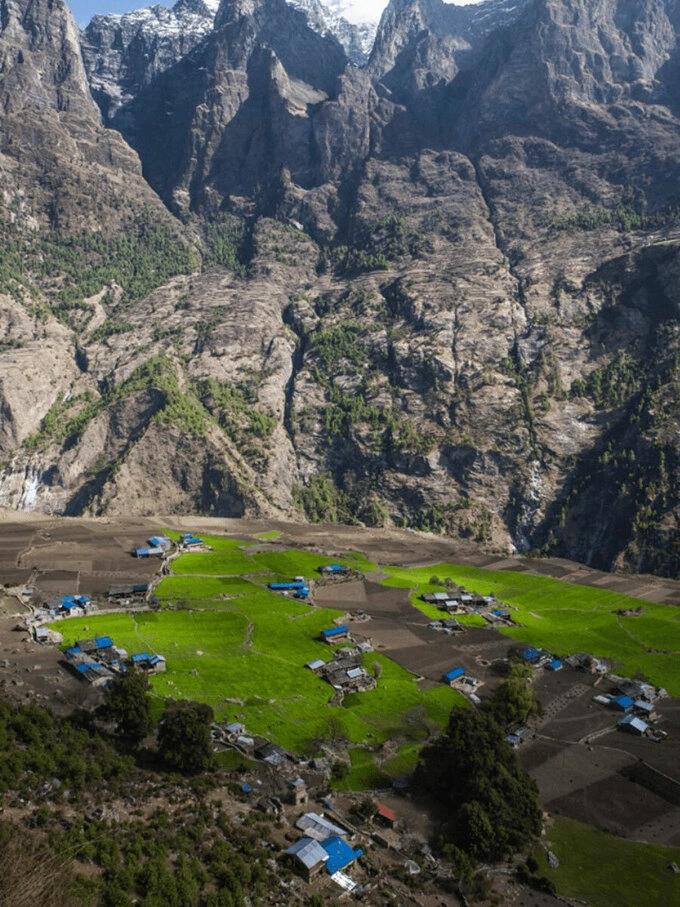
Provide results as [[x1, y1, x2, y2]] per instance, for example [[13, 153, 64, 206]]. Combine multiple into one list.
[[2, 0, 680, 578]]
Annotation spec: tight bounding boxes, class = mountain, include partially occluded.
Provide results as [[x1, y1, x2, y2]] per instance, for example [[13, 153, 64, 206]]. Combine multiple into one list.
[[80, 0, 376, 134], [81, 0, 220, 124], [2, 0, 680, 578]]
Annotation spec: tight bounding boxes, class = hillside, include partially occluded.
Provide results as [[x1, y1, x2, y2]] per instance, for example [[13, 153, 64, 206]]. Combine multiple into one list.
[[0, 0, 680, 577]]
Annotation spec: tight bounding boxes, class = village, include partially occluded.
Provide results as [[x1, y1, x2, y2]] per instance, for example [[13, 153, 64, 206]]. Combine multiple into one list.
[[1, 518, 679, 899]]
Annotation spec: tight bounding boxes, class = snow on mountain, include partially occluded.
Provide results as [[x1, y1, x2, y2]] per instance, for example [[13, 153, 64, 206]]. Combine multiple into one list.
[[288, 0, 377, 62]]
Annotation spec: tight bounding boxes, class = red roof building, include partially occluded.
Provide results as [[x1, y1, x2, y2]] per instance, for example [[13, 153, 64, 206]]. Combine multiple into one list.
[[376, 803, 396, 827]]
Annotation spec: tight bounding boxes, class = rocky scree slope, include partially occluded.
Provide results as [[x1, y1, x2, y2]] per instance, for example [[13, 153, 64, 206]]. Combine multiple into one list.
[[2, 0, 680, 578]]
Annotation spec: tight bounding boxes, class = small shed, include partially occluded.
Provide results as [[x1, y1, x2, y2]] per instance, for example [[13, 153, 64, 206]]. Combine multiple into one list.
[[546, 659, 563, 671], [306, 658, 325, 672]]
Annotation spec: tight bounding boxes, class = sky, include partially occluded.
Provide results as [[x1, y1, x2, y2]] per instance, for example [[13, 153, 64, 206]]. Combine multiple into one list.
[[69, 0, 477, 28]]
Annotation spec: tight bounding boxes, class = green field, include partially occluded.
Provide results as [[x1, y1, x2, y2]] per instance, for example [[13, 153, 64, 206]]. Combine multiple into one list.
[[57, 583, 460, 756], [381, 564, 680, 694], [538, 817, 680, 907], [53, 535, 680, 786]]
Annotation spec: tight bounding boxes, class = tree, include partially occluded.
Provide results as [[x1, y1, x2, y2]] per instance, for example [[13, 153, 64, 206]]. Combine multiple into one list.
[[102, 672, 154, 746], [157, 700, 214, 773], [416, 677, 543, 860]]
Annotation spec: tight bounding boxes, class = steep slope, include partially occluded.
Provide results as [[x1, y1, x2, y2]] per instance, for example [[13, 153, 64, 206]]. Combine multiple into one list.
[[0, 0, 285, 520]]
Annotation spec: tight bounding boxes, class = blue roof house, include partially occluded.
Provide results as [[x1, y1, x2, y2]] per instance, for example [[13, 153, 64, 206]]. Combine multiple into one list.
[[320, 836, 364, 875], [320, 626, 350, 642], [610, 695, 635, 712], [442, 667, 465, 684]]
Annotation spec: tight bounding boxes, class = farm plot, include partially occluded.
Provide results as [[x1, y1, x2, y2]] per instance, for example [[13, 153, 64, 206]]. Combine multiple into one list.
[[381, 564, 680, 694]]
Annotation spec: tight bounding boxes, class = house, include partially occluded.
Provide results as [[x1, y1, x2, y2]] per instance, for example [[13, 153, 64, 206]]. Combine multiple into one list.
[[442, 667, 465, 685], [320, 836, 364, 875], [34, 626, 50, 643], [441, 618, 465, 633], [289, 778, 308, 806], [74, 662, 114, 686], [421, 592, 458, 605], [135, 547, 164, 558], [225, 722, 246, 738], [610, 695, 635, 712], [319, 564, 350, 575], [284, 838, 329, 882], [109, 583, 149, 600], [148, 536, 172, 548], [517, 646, 541, 665], [375, 803, 396, 828], [131, 652, 152, 668], [506, 725, 532, 748], [633, 700, 657, 719], [619, 714, 649, 736], [295, 813, 346, 841], [546, 658, 563, 671], [320, 626, 350, 643], [306, 659, 325, 672], [255, 741, 285, 765]]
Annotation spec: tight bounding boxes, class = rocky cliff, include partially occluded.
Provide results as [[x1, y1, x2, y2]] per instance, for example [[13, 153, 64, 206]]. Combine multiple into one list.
[[2, 0, 680, 578]]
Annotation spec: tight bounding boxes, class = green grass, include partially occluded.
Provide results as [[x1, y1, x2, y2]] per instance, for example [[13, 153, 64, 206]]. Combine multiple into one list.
[[172, 548, 266, 576], [380, 564, 680, 694], [333, 748, 390, 791], [538, 816, 680, 907], [155, 576, 262, 601], [251, 549, 377, 579], [253, 531, 281, 540]]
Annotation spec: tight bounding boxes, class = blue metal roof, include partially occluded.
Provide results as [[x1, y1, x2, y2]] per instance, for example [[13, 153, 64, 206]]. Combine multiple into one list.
[[131, 653, 151, 663], [320, 626, 349, 638], [320, 836, 363, 875], [546, 659, 563, 671], [519, 646, 540, 661], [66, 646, 81, 655], [95, 636, 113, 649], [611, 695, 635, 710], [443, 667, 465, 682]]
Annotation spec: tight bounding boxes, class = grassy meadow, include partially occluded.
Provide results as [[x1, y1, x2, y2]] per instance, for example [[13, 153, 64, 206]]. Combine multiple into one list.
[[537, 816, 680, 907]]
